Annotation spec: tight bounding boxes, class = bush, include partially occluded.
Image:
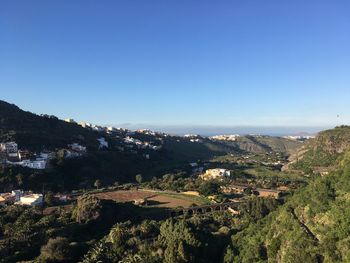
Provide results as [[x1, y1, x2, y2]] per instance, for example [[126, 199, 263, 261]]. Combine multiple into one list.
[[40, 237, 71, 262]]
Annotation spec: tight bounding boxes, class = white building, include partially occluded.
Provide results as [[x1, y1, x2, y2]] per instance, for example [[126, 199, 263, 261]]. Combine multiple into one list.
[[21, 159, 47, 169], [39, 151, 56, 160], [79, 122, 92, 128], [69, 143, 87, 152], [18, 194, 43, 206], [64, 118, 76, 123], [11, 190, 23, 202], [64, 150, 82, 158], [98, 137, 108, 149], [200, 169, 231, 180], [209, 135, 240, 141], [92, 125, 104, 132], [0, 142, 18, 154], [107, 126, 116, 132], [8, 159, 47, 169]]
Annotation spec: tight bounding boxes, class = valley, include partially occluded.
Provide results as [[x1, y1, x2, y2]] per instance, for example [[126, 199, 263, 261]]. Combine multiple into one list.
[[1, 101, 349, 263]]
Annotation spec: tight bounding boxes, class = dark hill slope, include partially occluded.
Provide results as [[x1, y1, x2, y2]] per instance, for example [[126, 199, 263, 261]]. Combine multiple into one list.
[[0, 100, 100, 151]]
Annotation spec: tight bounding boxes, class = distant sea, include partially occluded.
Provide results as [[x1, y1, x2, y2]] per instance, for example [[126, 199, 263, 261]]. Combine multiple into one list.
[[110, 124, 331, 137]]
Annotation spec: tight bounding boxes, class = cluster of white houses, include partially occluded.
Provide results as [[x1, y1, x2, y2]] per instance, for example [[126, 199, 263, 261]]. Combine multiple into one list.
[[0, 190, 43, 206], [0, 142, 52, 169], [209, 134, 240, 141], [1, 141, 88, 169], [123, 136, 162, 150]]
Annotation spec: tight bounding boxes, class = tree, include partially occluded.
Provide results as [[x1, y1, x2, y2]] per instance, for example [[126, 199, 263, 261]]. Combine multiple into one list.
[[159, 219, 201, 263], [198, 181, 219, 196], [135, 174, 143, 184], [94, 179, 102, 189], [73, 194, 102, 223], [40, 237, 71, 262], [44, 191, 55, 206], [16, 173, 24, 187]]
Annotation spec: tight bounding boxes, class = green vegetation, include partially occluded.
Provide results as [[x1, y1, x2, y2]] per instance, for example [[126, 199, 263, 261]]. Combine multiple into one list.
[[0, 197, 161, 262], [244, 165, 306, 182], [233, 135, 302, 156], [198, 181, 220, 196], [224, 150, 350, 262], [154, 192, 211, 206], [81, 196, 280, 263], [3, 101, 350, 262], [39, 237, 71, 262], [291, 126, 350, 174], [0, 100, 302, 192]]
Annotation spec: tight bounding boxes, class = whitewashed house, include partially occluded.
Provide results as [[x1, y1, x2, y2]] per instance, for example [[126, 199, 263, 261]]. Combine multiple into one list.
[[0, 142, 18, 157], [200, 169, 231, 180], [69, 143, 87, 152], [17, 194, 43, 206], [98, 137, 108, 149], [21, 159, 47, 169]]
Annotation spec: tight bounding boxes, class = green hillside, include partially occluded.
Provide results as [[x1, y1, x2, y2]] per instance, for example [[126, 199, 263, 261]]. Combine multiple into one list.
[[0, 100, 302, 193], [290, 126, 350, 174], [224, 129, 350, 263], [209, 135, 302, 156]]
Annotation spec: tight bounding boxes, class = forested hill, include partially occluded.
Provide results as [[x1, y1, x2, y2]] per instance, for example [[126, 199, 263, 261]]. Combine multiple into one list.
[[0, 100, 100, 151], [289, 126, 350, 174], [0, 100, 303, 192], [224, 127, 350, 262]]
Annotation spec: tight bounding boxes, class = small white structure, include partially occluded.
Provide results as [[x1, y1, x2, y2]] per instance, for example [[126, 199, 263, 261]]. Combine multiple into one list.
[[107, 126, 116, 133], [18, 194, 43, 206], [79, 122, 92, 128], [22, 159, 46, 169], [137, 129, 156, 136], [209, 135, 240, 141], [64, 118, 76, 123], [11, 190, 23, 202], [189, 162, 198, 167], [6, 159, 47, 169], [39, 151, 56, 160], [92, 125, 104, 132], [190, 139, 202, 143], [63, 150, 82, 158], [0, 142, 18, 154], [184, 134, 199, 138], [98, 137, 108, 149], [69, 143, 87, 152], [200, 169, 231, 180]]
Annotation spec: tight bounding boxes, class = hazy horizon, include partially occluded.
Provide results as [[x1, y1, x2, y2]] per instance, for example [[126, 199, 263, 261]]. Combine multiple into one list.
[[105, 123, 327, 137], [0, 98, 336, 137]]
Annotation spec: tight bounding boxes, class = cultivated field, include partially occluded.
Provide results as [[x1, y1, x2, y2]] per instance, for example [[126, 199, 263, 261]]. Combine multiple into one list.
[[93, 189, 209, 208]]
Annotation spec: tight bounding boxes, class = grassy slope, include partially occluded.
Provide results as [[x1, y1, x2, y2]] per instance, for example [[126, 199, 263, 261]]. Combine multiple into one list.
[[290, 126, 350, 173], [226, 130, 350, 263]]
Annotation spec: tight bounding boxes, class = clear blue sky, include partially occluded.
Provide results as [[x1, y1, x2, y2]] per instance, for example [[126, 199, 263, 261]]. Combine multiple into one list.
[[1, 1, 349, 128]]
